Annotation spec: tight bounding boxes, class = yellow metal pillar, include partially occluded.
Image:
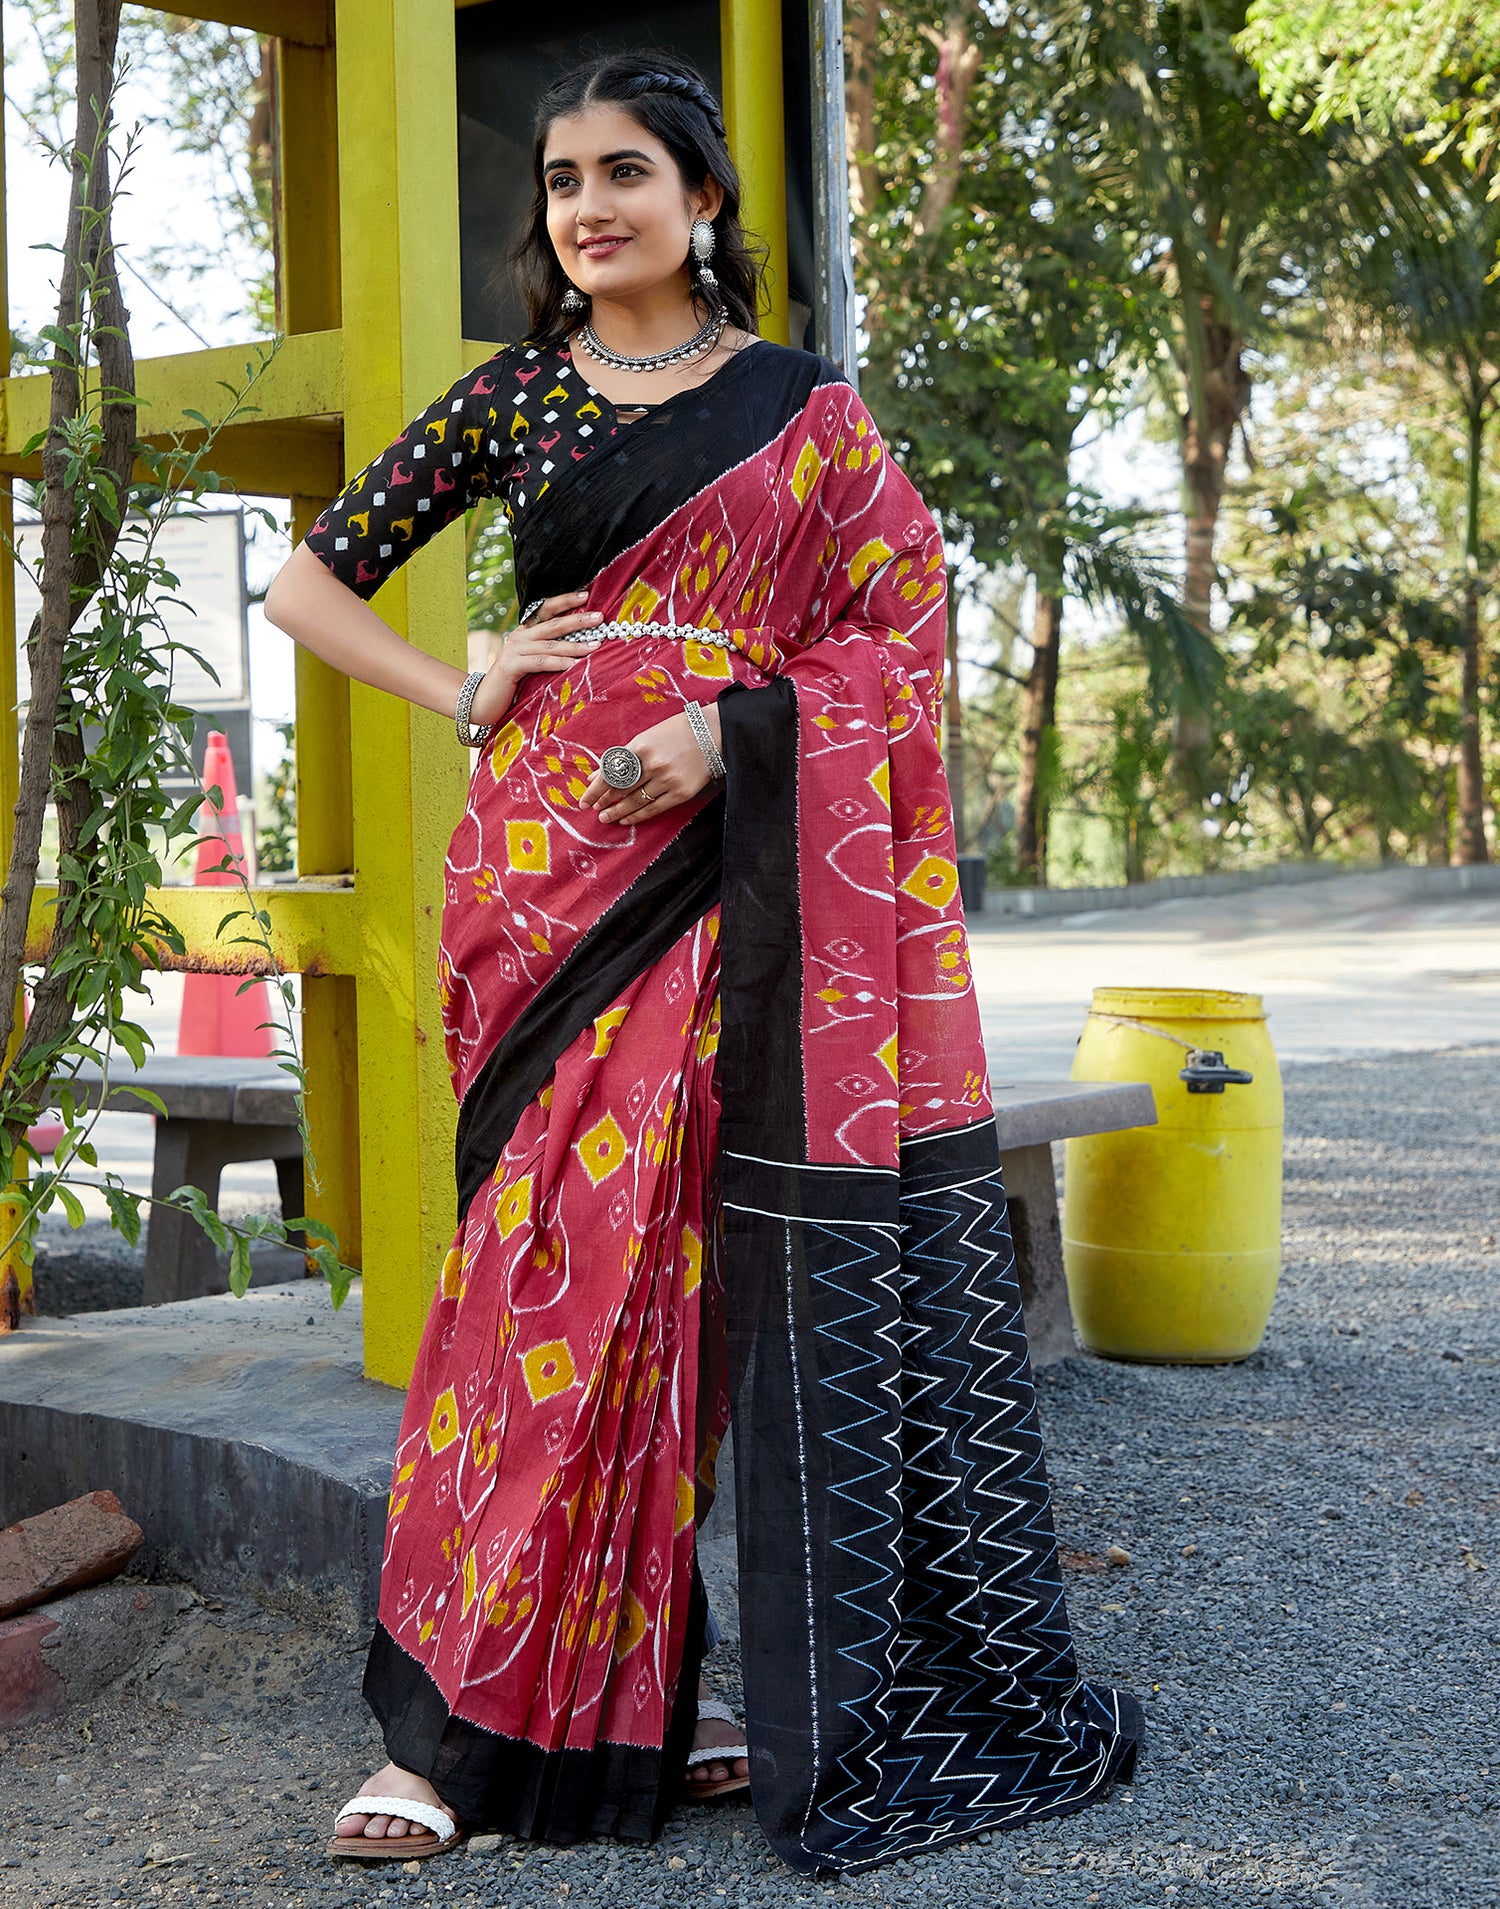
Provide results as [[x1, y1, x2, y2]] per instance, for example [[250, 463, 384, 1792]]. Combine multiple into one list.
[[336, 0, 468, 1385], [274, 29, 363, 1269], [721, 0, 789, 345]]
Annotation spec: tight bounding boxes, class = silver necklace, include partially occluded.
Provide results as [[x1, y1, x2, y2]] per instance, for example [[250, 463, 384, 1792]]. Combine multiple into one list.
[[576, 306, 726, 374]]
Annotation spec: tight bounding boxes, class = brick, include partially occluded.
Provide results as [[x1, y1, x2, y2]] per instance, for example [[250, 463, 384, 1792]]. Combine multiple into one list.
[[0, 1490, 143, 1620], [0, 1611, 65, 1725]]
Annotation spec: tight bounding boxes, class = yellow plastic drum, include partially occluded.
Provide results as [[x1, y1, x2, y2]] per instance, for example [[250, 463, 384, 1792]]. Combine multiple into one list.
[[1062, 987, 1283, 1363]]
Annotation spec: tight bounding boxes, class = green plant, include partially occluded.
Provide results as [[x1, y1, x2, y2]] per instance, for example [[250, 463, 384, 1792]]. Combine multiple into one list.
[[0, 3, 353, 1324]]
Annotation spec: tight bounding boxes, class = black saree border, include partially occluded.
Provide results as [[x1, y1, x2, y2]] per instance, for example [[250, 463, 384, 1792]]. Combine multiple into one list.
[[513, 342, 846, 606], [454, 794, 725, 1223], [715, 677, 806, 1165], [713, 652, 1147, 1876], [363, 1571, 707, 1844]]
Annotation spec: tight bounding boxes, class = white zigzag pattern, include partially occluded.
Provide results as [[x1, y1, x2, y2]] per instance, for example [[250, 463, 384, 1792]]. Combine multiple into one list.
[[781, 1161, 1132, 1872]]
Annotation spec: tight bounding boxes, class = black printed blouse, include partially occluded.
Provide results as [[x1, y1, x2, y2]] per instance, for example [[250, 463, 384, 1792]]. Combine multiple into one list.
[[303, 343, 625, 600]]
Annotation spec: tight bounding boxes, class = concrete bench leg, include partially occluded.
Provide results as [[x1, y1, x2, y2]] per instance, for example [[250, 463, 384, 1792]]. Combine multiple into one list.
[[145, 1121, 306, 1306], [1000, 1142, 1076, 1367], [275, 1154, 306, 1248], [145, 1120, 236, 1305]]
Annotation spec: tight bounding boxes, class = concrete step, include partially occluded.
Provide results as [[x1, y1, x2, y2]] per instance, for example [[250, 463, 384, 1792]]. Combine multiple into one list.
[[0, 1282, 402, 1626]]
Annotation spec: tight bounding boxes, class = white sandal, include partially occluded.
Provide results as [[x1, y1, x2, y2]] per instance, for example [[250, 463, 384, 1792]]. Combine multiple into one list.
[[328, 1792, 463, 1862], [682, 1695, 750, 1801]]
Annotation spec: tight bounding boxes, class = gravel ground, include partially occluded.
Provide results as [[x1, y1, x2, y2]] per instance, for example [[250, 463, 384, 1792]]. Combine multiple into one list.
[[2, 1044, 1495, 1909]]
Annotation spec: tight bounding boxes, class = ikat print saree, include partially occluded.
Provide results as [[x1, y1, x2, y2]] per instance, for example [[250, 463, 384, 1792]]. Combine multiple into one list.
[[343, 342, 1143, 1873]]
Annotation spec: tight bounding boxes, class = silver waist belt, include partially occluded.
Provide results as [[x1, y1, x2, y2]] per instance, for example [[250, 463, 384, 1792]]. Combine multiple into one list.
[[554, 619, 734, 649]]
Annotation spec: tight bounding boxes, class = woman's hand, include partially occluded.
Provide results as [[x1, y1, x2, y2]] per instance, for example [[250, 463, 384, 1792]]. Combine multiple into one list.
[[580, 703, 724, 825], [468, 592, 604, 728]]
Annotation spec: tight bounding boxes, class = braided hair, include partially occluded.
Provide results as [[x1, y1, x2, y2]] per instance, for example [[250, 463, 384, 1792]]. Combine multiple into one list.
[[512, 52, 765, 350]]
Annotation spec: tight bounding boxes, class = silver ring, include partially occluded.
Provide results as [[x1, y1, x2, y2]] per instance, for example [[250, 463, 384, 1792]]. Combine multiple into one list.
[[601, 746, 645, 791]]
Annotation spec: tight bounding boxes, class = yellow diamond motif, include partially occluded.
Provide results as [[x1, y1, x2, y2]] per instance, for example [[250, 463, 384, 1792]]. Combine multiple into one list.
[[495, 1173, 533, 1239], [506, 819, 550, 873], [617, 578, 661, 624], [875, 1033, 900, 1083], [427, 1385, 460, 1455], [675, 1469, 696, 1534], [488, 720, 525, 782], [868, 758, 891, 809], [849, 536, 893, 589], [681, 1222, 703, 1297], [900, 854, 959, 911], [790, 438, 825, 505], [613, 1587, 648, 1661], [523, 1338, 578, 1403], [461, 1547, 478, 1616], [440, 1247, 463, 1299], [684, 643, 731, 679], [577, 1111, 627, 1184], [592, 1006, 628, 1057]]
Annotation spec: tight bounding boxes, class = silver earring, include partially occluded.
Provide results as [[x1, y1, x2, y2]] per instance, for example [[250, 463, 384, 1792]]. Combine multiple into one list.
[[690, 216, 718, 291], [561, 284, 586, 314]]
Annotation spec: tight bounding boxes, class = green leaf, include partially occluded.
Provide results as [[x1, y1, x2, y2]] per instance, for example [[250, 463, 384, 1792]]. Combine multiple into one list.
[[57, 1184, 87, 1230], [228, 1234, 253, 1298], [103, 1184, 143, 1248]]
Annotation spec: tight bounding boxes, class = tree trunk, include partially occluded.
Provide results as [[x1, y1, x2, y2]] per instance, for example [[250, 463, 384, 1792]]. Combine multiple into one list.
[[1015, 591, 1063, 884], [844, 0, 881, 240], [1174, 294, 1251, 788], [912, 8, 983, 243], [944, 578, 966, 852], [1456, 403, 1491, 864], [0, 0, 134, 1086]]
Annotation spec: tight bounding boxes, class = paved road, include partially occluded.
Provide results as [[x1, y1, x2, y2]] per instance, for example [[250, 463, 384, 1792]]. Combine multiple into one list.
[[972, 872, 1500, 1080]]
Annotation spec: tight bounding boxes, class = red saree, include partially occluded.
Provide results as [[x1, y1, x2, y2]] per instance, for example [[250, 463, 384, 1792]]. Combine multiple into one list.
[[309, 340, 1143, 1873]]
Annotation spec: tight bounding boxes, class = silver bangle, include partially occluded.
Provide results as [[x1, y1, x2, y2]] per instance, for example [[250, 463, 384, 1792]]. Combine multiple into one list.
[[684, 699, 726, 781], [455, 670, 493, 748]]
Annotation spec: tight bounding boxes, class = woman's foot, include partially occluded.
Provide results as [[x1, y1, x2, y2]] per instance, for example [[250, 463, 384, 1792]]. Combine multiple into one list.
[[685, 1678, 749, 1788], [334, 1762, 447, 1844]]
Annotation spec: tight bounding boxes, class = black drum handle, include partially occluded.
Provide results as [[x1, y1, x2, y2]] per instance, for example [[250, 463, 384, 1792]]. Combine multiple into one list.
[[1179, 1048, 1255, 1094]]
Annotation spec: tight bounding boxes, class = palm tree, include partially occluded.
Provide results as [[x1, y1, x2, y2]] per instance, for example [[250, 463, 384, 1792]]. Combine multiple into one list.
[[1051, 0, 1339, 783], [849, 1, 1216, 879], [1335, 155, 1500, 861]]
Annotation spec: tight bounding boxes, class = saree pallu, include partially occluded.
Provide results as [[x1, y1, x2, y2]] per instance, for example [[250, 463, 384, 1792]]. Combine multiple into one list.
[[365, 344, 1144, 1873]]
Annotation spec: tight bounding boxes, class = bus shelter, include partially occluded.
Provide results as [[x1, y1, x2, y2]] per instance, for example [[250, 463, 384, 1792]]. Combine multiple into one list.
[[0, 0, 852, 1384]]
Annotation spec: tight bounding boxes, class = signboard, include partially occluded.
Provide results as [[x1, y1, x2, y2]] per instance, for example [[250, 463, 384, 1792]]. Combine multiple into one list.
[[10, 509, 250, 711]]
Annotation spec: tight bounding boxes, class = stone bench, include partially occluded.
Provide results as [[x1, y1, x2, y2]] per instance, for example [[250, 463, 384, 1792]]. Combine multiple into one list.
[[73, 1058, 304, 1306], [994, 1080, 1157, 1365]]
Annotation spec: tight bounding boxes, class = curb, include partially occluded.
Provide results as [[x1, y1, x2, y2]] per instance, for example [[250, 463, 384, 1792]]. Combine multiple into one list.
[[980, 862, 1500, 921]]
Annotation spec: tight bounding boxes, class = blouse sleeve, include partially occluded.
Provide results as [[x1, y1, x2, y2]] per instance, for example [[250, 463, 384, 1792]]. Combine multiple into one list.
[[302, 352, 515, 600]]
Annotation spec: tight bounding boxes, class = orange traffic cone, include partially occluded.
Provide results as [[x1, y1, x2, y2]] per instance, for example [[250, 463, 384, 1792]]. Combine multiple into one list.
[[177, 730, 275, 1059]]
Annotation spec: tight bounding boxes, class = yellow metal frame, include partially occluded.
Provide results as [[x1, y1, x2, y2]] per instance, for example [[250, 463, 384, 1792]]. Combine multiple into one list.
[[0, 0, 785, 1382]]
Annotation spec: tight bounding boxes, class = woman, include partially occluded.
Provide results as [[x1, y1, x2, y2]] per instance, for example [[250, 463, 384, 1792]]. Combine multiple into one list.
[[266, 51, 1143, 1877]]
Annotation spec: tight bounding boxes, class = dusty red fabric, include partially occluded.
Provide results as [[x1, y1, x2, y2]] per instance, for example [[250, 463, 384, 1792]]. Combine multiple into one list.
[[376, 377, 979, 1778]]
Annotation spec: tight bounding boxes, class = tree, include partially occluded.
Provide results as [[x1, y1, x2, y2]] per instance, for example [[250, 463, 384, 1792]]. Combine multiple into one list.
[[0, 0, 350, 1324], [1325, 159, 1500, 860], [846, 1, 1212, 880], [10, 1, 274, 335], [1240, 0, 1500, 185], [1219, 329, 1478, 860], [1051, 0, 1340, 783]]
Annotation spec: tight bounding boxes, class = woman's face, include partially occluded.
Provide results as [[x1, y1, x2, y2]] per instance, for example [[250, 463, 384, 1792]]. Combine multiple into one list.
[[542, 103, 723, 307]]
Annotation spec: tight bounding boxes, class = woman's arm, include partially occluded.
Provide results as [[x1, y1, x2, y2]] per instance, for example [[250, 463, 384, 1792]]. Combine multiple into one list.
[[263, 546, 603, 728]]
